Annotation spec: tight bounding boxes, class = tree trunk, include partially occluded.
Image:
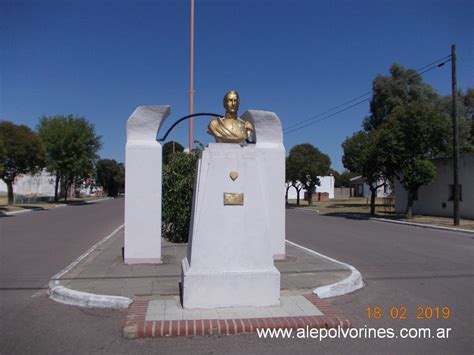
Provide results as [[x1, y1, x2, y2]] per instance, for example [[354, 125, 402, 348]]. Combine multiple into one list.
[[6, 181, 14, 205], [369, 186, 376, 216], [308, 191, 313, 207], [296, 189, 300, 206], [64, 178, 69, 203], [285, 185, 290, 205], [54, 172, 60, 202], [405, 191, 414, 219]]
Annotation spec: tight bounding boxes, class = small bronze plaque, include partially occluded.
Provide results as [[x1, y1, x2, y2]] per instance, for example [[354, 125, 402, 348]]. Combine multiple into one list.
[[224, 192, 244, 206]]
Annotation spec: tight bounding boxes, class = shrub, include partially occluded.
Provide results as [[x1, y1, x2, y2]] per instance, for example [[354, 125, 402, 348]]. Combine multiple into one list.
[[162, 151, 198, 243]]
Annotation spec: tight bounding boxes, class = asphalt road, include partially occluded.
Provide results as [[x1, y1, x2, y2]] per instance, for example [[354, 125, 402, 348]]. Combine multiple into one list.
[[1, 200, 472, 354], [286, 208, 473, 354]]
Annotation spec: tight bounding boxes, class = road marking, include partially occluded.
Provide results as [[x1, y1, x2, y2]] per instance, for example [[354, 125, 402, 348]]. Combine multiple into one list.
[[285, 240, 364, 298], [47, 224, 131, 309], [50, 224, 124, 282], [31, 289, 48, 298]]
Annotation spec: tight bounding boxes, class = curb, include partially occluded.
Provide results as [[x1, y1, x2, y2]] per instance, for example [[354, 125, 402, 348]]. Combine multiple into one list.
[[2, 207, 45, 216], [48, 225, 363, 309], [85, 197, 114, 204], [47, 224, 132, 309], [295, 207, 473, 234], [49, 285, 131, 309], [285, 240, 364, 299], [371, 217, 474, 234], [123, 294, 350, 339], [1, 197, 114, 216]]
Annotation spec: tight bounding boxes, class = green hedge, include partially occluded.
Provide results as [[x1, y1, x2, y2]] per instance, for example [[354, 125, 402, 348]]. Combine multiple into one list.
[[162, 151, 199, 243]]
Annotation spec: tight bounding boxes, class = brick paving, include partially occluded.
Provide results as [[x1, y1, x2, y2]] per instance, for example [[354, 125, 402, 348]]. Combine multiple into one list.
[[123, 294, 350, 338]]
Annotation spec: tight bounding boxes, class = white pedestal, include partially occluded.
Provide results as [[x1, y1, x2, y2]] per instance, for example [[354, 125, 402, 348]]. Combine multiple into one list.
[[181, 144, 281, 309], [242, 110, 286, 260], [124, 106, 169, 264]]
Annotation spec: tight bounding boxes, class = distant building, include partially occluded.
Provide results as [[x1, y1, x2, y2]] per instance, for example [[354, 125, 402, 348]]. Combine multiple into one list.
[[0, 170, 56, 196], [395, 154, 473, 219], [0, 170, 99, 198], [287, 175, 335, 200], [349, 176, 392, 198]]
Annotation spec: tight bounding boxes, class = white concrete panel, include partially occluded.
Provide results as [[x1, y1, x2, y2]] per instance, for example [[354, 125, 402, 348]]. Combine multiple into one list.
[[242, 110, 286, 259], [124, 105, 170, 264]]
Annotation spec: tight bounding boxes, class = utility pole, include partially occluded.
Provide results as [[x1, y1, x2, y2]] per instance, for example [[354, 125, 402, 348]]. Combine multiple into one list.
[[188, 0, 195, 152], [451, 44, 460, 226]]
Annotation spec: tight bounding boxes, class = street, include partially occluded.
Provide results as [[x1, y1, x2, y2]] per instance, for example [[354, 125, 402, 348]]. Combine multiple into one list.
[[1, 199, 472, 354]]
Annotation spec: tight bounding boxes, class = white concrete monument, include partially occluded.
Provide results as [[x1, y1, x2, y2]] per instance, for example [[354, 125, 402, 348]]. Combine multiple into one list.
[[124, 106, 170, 264], [181, 91, 284, 308], [242, 110, 286, 260]]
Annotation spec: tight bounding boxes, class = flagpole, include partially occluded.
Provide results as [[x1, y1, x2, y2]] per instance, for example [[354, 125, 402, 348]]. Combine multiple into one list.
[[188, 0, 195, 151]]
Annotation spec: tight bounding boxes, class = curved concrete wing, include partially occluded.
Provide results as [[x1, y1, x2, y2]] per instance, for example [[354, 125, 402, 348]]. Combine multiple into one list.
[[126, 105, 170, 142], [241, 110, 283, 146]]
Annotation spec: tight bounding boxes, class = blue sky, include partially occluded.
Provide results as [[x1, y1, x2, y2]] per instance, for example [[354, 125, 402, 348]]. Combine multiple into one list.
[[1, 0, 473, 172]]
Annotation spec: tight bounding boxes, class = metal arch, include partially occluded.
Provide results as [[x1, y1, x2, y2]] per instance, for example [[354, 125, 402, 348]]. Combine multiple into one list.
[[157, 112, 221, 142]]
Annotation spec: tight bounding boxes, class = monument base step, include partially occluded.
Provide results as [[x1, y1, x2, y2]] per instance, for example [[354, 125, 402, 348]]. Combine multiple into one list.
[[181, 258, 280, 309]]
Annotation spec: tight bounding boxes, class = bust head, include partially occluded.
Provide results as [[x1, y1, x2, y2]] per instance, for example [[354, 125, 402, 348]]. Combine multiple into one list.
[[223, 90, 239, 116]]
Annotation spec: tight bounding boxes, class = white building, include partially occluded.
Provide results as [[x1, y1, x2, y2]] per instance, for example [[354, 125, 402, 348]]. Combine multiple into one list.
[[287, 175, 335, 199], [0, 170, 97, 198], [349, 176, 391, 198], [0, 170, 56, 196], [395, 154, 474, 219]]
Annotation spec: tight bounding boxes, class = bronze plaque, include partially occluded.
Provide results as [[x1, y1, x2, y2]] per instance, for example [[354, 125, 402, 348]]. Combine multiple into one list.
[[224, 192, 244, 206]]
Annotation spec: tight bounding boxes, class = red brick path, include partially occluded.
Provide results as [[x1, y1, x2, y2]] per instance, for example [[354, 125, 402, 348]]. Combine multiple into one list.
[[123, 294, 350, 339]]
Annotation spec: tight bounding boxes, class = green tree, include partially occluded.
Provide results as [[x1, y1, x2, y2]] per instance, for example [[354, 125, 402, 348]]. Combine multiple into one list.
[[378, 102, 450, 217], [96, 159, 125, 197], [0, 121, 45, 205], [334, 169, 358, 188], [0, 138, 5, 178], [436, 88, 474, 154], [363, 64, 439, 131], [115, 163, 125, 195], [285, 156, 304, 205], [162, 141, 184, 165], [287, 144, 331, 206], [162, 151, 198, 243], [358, 63, 453, 218], [466, 88, 474, 146], [37, 115, 102, 202], [342, 130, 386, 215]]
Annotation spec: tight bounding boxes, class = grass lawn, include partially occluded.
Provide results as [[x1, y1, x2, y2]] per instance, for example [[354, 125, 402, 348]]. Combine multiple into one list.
[[0, 195, 109, 213], [288, 197, 474, 231]]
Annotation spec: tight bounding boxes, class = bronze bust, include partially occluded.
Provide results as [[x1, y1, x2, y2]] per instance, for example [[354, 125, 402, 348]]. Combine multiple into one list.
[[207, 90, 253, 144]]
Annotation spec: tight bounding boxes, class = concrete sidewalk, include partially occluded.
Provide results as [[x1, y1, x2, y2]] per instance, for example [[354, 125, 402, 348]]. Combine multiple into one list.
[[52, 228, 353, 300], [49, 227, 361, 338]]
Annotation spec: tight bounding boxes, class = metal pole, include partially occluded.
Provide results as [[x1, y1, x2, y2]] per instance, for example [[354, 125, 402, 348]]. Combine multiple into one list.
[[451, 44, 460, 226], [188, 0, 195, 152]]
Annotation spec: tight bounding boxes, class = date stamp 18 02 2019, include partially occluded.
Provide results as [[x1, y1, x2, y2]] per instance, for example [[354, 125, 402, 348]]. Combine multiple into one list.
[[367, 306, 451, 320]]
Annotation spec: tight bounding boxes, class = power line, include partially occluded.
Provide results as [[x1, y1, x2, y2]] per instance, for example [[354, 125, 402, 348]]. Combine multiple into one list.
[[283, 97, 371, 135], [282, 91, 372, 132], [283, 56, 452, 135]]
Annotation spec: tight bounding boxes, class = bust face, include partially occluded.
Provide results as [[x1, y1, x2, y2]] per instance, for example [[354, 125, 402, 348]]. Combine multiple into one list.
[[224, 92, 239, 114]]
